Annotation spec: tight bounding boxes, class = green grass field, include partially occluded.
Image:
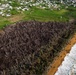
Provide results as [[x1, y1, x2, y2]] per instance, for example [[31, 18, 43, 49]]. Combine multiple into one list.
[[0, 6, 76, 29]]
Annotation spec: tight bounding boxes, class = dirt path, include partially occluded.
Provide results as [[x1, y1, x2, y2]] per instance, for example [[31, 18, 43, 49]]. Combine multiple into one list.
[[47, 33, 76, 75], [8, 15, 23, 23]]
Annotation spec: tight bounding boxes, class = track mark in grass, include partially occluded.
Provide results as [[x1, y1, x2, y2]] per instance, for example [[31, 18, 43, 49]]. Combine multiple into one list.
[[8, 15, 23, 23]]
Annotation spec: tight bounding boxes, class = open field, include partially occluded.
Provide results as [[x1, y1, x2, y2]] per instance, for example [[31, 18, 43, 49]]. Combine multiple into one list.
[[0, 6, 76, 29], [0, 0, 76, 29]]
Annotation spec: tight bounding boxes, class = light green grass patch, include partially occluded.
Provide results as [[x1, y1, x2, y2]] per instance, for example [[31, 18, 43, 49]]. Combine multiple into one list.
[[0, 6, 76, 29]]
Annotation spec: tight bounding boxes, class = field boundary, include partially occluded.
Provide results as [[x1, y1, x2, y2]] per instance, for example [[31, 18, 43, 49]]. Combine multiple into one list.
[[47, 33, 76, 75]]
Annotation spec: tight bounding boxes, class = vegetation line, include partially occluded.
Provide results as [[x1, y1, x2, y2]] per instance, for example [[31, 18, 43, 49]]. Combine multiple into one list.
[[47, 33, 76, 75]]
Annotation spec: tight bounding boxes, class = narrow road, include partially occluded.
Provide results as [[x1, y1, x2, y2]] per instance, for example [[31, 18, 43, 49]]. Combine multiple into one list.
[[47, 33, 76, 75]]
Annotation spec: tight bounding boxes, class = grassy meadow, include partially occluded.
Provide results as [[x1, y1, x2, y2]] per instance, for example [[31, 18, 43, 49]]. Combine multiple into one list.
[[0, 0, 76, 29]]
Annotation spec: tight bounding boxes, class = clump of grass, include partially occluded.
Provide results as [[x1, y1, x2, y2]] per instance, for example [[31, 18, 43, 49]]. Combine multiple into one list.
[[0, 20, 10, 29]]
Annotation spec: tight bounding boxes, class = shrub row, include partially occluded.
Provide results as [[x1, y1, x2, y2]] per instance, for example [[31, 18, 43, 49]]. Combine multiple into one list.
[[0, 21, 75, 75]]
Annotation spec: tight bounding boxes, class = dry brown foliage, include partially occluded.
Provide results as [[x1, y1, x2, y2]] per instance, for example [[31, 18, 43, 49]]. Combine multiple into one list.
[[0, 21, 75, 75]]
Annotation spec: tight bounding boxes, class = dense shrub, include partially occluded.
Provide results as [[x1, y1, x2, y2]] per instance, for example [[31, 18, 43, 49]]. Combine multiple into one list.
[[0, 21, 75, 75]]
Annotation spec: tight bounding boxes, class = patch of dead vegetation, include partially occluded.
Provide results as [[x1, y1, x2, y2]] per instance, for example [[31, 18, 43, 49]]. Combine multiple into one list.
[[0, 21, 75, 75]]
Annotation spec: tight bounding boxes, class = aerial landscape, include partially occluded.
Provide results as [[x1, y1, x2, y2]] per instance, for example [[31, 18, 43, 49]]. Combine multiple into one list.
[[0, 0, 76, 75]]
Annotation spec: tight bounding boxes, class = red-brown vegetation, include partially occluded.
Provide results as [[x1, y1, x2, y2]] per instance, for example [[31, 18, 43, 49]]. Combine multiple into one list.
[[0, 21, 75, 75]]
